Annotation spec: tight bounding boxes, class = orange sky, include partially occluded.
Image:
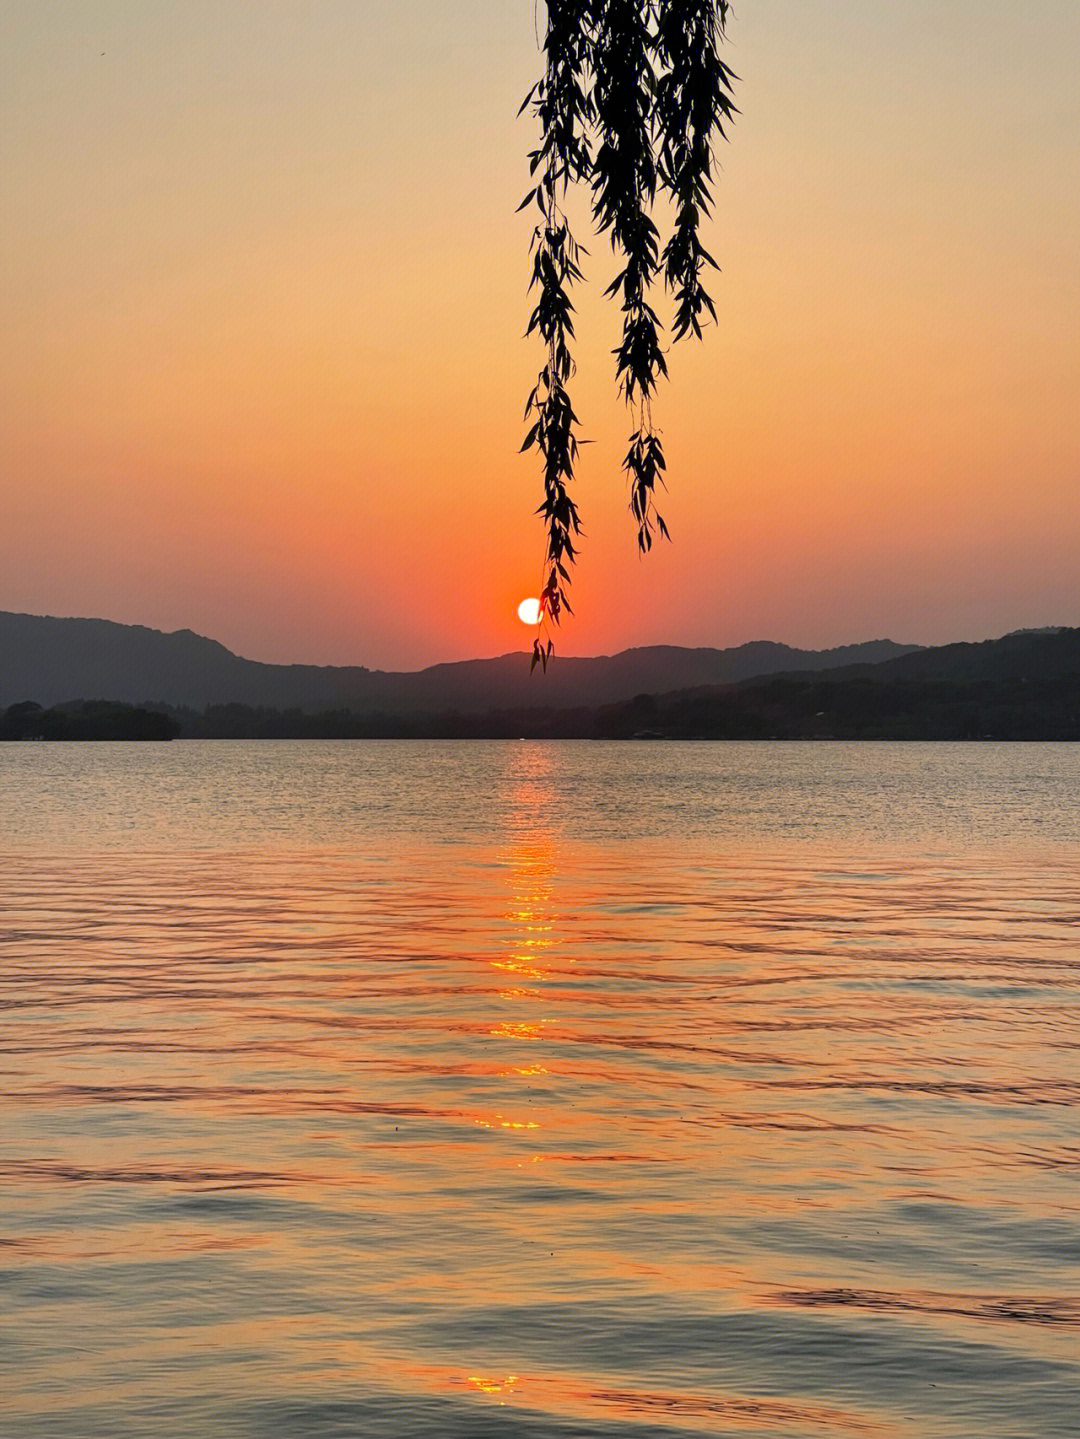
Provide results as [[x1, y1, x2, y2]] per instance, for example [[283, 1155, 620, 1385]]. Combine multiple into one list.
[[3, 2, 1078, 669]]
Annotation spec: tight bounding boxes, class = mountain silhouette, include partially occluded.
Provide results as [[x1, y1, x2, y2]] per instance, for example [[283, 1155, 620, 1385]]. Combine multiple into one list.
[[804, 627, 1079, 687], [0, 611, 919, 713]]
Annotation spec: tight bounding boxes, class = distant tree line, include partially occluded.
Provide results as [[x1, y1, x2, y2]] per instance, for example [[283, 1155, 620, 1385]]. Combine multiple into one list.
[[145, 671, 1080, 740], [0, 701, 179, 741], [618, 674, 1080, 742], [4, 670, 1078, 742]]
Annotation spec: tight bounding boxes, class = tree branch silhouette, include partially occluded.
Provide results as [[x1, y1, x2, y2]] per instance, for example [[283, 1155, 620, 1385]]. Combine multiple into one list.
[[521, 1, 736, 668]]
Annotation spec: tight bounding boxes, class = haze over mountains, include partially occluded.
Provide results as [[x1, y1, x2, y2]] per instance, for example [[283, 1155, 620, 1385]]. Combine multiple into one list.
[[0, 611, 921, 713]]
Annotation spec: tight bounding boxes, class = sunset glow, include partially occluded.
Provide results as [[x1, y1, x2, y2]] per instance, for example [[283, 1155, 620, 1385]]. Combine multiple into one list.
[[517, 597, 542, 626], [2, 2, 1078, 668]]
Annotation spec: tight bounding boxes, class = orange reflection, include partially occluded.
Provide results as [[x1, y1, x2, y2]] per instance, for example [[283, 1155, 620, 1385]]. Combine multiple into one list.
[[474, 1114, 541, 1132], [492, 958, 545, 979], [490, 1019, 548, 1042], [467, 1373, 519, 1399], [489, 746, 564, 1067]]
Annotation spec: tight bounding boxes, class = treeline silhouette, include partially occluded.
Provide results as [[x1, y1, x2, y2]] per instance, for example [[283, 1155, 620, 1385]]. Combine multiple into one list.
[[5, 668, 1078, 741], [165, 670, 1079, 739], [612, 673, 1080, 741], [149, 669, 1080, 740], [1, 701, 179, 741]]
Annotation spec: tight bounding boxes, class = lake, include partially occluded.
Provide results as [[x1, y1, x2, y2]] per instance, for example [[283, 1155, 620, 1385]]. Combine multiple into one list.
[[3, 741, 1079, 1437]]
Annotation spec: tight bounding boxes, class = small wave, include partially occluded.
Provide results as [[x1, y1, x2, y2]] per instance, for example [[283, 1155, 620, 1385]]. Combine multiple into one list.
[[775, 1285, 1080, 1327]]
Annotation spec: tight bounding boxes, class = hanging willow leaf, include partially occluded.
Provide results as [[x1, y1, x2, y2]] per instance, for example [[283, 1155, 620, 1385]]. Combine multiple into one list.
[[521, 0, 736, 655]]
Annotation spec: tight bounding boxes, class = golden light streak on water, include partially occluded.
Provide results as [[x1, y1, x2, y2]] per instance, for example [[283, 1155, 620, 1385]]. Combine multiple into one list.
[[3, 740, 1080, 1436]]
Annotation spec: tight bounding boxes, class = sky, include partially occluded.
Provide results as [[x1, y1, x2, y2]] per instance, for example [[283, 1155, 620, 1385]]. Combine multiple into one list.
[[2, 1, 1078, 670]]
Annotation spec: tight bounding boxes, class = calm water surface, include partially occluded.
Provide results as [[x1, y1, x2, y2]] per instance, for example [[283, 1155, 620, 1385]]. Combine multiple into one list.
[[2, 741, 1079, 1438]]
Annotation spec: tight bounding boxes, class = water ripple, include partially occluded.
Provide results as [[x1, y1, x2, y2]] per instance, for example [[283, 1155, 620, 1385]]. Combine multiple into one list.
[[3, 740, 1080, 1437]]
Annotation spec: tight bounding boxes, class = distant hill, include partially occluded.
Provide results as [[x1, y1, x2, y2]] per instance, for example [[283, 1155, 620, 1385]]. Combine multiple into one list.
[[582, 626, 1080, 740], [0, 611, 920, 713], [789, 626, 1080, 688]]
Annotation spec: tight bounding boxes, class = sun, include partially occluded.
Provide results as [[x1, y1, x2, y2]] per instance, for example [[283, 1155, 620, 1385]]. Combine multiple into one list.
[[517, 597, 542, 626]]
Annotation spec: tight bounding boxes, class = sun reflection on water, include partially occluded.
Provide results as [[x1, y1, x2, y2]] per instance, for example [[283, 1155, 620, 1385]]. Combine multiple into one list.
[[467, 1372, 519, 1399], [5, 741, 1080, 1437]]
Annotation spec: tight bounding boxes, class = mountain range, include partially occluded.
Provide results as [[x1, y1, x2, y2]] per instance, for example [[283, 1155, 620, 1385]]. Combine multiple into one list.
[[0, 611, 921, 713]]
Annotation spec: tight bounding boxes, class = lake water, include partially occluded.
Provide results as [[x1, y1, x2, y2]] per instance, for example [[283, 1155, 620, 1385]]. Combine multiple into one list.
[[3, 740, 1079, 1438]]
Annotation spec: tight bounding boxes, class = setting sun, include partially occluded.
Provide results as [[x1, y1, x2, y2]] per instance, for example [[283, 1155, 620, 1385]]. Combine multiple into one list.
[[517, 597, 542, 626]]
